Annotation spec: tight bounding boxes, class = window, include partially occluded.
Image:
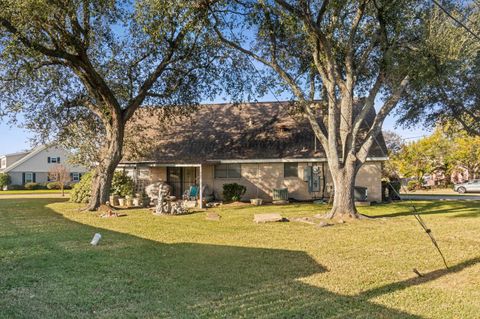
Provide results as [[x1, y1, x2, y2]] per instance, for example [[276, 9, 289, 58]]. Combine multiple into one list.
[[284, 163, 298, 178], [214, 164, 241, 179], [48, 157, 61, 164], [25, 172, 34, 183], [71, 172, 80, 182]]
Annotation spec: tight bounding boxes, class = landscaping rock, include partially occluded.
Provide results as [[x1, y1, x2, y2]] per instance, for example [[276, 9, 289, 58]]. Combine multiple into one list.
[[206, 202, 222, 208], [291, 217, 316, 225], [206, 212, 221, 221], [254, 213, 285, 223], [337, 219, 345, 224]]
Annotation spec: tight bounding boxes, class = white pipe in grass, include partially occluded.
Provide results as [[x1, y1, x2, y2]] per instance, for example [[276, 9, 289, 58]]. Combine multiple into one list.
[[91, 233, 102, 246]]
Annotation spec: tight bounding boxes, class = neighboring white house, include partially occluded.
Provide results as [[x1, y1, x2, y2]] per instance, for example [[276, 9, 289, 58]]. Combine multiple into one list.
[[0, 145, 88, 189]]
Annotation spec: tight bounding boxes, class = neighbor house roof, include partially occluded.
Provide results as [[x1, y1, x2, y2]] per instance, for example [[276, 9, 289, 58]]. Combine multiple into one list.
[[0, 150, 30, 158], [2, 145, 47, 173], [123, 101, 388, 164]]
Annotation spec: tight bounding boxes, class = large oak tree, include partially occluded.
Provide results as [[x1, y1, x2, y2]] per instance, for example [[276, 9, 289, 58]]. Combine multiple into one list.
[[0, 0, 244, 210], [207, 0, 474, 218]]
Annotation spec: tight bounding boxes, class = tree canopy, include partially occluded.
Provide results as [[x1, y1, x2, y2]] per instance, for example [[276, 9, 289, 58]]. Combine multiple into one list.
[[0, 0, 251, 209], [397, 1, 480, 135], [206, 0, 471, 218]]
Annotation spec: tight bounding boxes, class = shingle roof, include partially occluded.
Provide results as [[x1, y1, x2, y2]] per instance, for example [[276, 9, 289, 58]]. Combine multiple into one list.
[[123, 101, 388, 164]]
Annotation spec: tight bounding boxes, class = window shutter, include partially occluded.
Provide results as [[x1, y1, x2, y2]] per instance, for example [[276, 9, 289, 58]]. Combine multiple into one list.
[[57, 157, 61, 163], [33, 173, 36, 183], [70, 173, 73, 180], [79, 173, 82, 179], [47, 157, 51, 163], [22, 173, 25, 185]]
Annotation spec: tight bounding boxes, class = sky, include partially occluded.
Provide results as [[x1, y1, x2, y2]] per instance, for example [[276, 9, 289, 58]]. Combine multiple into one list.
[[0, 103, 431, 156]]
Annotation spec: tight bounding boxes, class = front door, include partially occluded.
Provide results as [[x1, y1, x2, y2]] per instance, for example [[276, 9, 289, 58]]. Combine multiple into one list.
[[167, 167, 197, 198]]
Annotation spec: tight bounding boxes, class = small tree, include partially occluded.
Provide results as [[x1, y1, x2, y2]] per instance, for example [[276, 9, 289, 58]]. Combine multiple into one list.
[[0, 173, 11, 190], [48, 165, 71, 197]]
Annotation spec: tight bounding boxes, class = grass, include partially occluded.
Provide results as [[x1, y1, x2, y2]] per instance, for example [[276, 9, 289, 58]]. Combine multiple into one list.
[[0, 189, 70, 195], [1, 199, 480, 318]]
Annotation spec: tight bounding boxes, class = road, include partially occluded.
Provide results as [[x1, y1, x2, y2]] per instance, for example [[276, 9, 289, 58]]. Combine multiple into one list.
[[401, 194, 480, 201]]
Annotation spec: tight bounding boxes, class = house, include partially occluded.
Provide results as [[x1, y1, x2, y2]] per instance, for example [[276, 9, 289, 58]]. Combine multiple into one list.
[[120, 102, 388, 204], [0, 145, 88, 189]]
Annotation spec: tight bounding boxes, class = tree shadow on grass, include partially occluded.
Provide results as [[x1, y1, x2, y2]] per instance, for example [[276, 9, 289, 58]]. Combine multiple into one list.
[[369, 201, 480, 219], [1, 199, 478, 318]]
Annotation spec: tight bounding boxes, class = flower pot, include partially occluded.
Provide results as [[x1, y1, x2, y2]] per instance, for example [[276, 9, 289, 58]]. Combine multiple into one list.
[[118, 198, 126, 207], [250, 198, 263, 206], [109, 195, 120, 206], [126, 198, 133, 208], [132, 198, 141, 207]]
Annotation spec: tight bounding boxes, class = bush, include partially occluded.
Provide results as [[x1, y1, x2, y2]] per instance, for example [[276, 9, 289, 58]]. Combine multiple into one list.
[[70, 171, 135, 204], [0, 173, 11, 189], [223, 183, 246, 202], [111, 172, 135, 197], [7, 184, 24, 190], [70, 172, 92, 203], [47, 182, 62, 190], [24, 182, 45, 190], [407, 180, 421, 191]]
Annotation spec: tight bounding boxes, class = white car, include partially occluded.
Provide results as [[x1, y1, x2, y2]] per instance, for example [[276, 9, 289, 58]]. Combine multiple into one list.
[[454, 180, 480, 193]]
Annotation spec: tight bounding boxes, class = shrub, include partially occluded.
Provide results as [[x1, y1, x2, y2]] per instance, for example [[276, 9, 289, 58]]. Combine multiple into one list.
[[70, 171, 135, 204], [0, 173, 11, 190], [47, 182, 62, 190], [24, 182, 44, 190], [70, 172, 92, 203], [407, 180, 421, 191], [7, 184, 24, 190], [111, 172, 135, 197], [223, 183, 246, 202]]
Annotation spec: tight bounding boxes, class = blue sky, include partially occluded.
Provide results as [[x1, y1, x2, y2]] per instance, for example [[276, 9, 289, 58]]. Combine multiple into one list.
[[0, 105, 430, 155]]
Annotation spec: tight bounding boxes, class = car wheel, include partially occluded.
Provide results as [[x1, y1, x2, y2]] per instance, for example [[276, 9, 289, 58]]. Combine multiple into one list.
[[457, 187, 466, 194]]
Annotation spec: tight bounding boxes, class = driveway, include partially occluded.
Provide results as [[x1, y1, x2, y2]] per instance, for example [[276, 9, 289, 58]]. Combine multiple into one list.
[[401, 194, 480, 201]]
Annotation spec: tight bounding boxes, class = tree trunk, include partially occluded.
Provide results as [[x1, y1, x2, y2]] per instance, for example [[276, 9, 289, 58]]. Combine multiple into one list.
[[325, 161, 361, 219], [87, 120, 124, 211]]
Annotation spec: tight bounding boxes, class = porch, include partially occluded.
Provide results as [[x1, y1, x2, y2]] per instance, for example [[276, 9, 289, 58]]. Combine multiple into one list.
[[119, 162, 210, 209]]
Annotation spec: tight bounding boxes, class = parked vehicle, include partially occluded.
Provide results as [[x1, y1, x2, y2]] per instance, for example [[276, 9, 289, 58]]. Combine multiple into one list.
[[454, 180, 480, 193]]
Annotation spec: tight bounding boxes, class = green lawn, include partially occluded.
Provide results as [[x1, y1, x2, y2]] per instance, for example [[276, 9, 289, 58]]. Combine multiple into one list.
[[1, 199, 479, 318], [0, 189, 70, 195]]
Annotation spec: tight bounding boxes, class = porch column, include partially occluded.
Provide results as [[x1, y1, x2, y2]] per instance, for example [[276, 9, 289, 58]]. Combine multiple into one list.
[[199, 164, 203, 209]]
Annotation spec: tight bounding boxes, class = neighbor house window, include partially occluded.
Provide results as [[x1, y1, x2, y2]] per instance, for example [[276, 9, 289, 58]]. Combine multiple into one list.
[[284, 163, 298, 178], [48, 157, 60, 163], [25, 172, 34, 183], [214, 164, 241, 179], [71, 172, 80, 182]]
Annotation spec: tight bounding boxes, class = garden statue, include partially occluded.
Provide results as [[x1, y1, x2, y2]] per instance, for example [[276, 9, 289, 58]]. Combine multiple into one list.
[[153, 182, 188, 215]]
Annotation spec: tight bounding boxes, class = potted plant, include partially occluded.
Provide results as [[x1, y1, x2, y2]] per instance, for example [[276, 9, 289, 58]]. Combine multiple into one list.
[[125, 195, 133, 208], [250, 198, 263, 206], [118, 197, 126, 207], [109, 194, 120, 206], [132, 196, 141, 207]]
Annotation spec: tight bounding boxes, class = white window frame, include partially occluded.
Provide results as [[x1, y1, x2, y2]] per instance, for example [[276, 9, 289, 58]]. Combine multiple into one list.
[[214, 164, 241, 179], [71, 172, 80, 182], [25, 172, 34, 183]]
